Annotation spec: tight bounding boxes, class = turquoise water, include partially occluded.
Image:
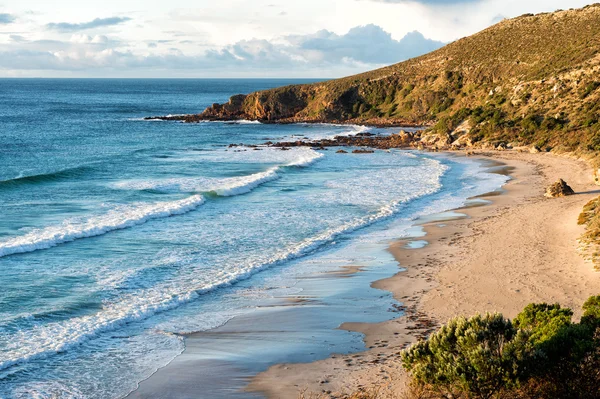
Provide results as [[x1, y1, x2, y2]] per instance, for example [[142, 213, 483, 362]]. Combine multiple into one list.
[[0, 79, 507, 398]]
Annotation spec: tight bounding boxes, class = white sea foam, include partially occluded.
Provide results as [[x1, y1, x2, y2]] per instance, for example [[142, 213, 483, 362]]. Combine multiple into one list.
[[231, 119, 262, 124], [194, 119, 262, 125], [0, 157, 448, 376], [286, 149, 324, 167], [211, 168, 280, 196], [0, 195, 205, 259], [12, 381, 86, 399], [290, 123, 371, 141], [112, 169, 280, 195], [0, 148, 323, 261], [112, 147, 324, 194]]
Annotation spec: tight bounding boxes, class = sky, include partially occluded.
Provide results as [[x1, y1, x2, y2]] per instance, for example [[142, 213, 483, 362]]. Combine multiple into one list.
[[0, 0, 594, 78]]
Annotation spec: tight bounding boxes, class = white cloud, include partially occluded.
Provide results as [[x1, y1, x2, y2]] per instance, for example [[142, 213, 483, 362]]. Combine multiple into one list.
[[69, 34, 109, 44], [46, 17, 131, 32], [0, 24, 444, 76], [0, 0, 597, 77], [0, 13, 16, 24]]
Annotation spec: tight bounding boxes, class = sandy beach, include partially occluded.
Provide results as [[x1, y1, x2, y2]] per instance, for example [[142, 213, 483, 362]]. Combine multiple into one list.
[[249, 151, 600, 398]]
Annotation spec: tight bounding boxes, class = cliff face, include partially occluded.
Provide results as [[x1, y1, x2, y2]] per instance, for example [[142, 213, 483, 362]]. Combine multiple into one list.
[[179, 4, 600, 152]]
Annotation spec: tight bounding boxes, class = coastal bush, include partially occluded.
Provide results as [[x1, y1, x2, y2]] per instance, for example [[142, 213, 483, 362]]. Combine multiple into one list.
[[401, 313, 529, 399], [401, 297, 600, 399]]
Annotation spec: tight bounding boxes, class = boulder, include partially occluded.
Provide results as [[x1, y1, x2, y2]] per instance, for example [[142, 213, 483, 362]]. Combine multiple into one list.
[[336, 149, 348, 153], [545, 179, 575, 198]]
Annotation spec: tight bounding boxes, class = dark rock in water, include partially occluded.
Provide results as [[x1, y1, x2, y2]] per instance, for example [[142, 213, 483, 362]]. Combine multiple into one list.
[[545, 179, 575, 198], [336, 149, 348, 153], [352, 149, 375, 154], [265, 131, 421, 151]]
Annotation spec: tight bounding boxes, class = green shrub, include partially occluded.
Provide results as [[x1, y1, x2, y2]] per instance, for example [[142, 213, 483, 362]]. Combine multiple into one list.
[[513, 303, 573, 347], [582, 296, 600, 326], [402, 313, 530, 399], [400, 84, 415, 98], [402, 297, 600, 399]]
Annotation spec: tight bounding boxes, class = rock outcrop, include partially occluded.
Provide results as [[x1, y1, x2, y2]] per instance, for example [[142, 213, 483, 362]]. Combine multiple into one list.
[[147, 5, 600, 154], [268, 130, 421, 150], [545, 179, 575, 198]]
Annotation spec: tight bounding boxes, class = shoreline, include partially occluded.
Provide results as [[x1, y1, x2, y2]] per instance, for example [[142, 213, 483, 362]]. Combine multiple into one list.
[[126, 202, 407, 399], [249, 150, 600, 398], [125, 153, 508, 399], [143, 115, 429, 129]]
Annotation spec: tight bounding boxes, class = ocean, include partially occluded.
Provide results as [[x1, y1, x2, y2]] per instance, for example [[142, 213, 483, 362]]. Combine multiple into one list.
[[0, 79, 507, 398]]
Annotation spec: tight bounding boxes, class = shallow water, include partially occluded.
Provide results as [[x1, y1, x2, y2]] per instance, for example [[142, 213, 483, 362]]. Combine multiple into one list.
[[0, 79, 508, 398]]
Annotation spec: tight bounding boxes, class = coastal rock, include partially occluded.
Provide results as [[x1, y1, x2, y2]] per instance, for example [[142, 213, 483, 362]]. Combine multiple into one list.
[[336, 149, 348, 153], [396, 130, 416, 146], [545, 179, 575, 198], [420, 131, 453, 150], [352, 149, 375, 154], [200, 94, 249, 121], [269, 132, 422, 151]]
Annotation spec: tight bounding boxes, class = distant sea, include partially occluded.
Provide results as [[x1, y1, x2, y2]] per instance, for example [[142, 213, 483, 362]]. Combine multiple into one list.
[[0, 79, 507, 398]]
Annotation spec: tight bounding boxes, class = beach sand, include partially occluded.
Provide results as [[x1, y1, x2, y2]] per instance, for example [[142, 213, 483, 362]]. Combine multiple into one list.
[[249, 151, 600, 398]]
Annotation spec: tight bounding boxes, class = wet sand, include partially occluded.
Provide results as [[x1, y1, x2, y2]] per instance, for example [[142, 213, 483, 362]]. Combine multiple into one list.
[[127, 224, 405, 398], [250, 151, 600, 398]]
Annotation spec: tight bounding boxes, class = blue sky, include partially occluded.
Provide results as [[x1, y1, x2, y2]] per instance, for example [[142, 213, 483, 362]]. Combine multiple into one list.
[[0, 0, 593, 77]]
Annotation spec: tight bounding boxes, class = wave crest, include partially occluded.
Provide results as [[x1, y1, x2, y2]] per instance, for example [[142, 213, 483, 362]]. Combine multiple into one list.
[[113, 148, 324, 194], [0, 195, 205, 258]]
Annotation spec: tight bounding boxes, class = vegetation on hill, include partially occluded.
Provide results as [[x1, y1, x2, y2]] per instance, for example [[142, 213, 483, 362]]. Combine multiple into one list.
[[196, 4, 600, 156]]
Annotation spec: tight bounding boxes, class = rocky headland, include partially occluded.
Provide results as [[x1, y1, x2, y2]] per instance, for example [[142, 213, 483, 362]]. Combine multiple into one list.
[[149, 5, 600, 157]]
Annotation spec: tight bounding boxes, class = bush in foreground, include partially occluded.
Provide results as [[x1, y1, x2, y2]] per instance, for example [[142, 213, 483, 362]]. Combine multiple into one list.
[[401, 297, 600, 399]]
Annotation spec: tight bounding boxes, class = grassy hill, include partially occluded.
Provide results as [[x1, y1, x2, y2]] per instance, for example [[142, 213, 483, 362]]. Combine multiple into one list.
[[197, 4, 600, 154]]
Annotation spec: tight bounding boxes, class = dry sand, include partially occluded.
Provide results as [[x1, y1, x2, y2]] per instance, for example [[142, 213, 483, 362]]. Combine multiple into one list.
[[248, 151, 600, 398]]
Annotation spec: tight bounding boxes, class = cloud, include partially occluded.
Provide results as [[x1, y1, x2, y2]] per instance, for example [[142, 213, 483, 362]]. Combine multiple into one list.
[[491, 14, 506, 24], [9, 35, 27, 43], [289, 25, 444, 64], [69, 34, 109, 44], [46, 17, 131, 32], [0, 24, 445, 77], [0, 13, 15, 24]]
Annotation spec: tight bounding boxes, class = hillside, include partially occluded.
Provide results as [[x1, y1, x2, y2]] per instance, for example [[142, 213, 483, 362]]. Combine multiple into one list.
[[172, 4, 600, 154]]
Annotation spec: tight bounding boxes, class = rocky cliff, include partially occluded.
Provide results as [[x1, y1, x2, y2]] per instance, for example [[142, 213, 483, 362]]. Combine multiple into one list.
[[155, 4, 600, 153]]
